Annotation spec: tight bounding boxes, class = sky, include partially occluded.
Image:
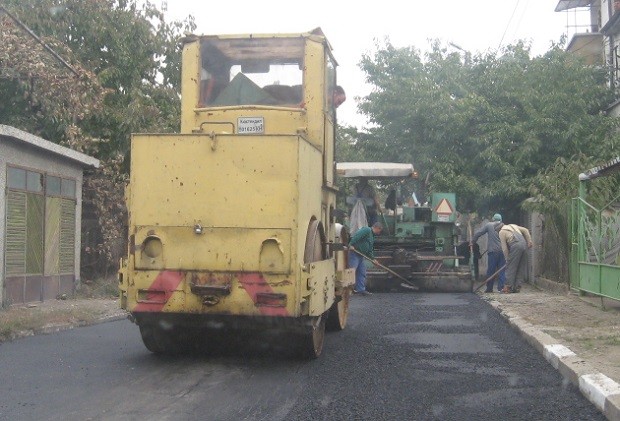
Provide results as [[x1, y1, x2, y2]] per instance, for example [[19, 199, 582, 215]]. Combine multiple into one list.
[[157, 0, 589, 129]]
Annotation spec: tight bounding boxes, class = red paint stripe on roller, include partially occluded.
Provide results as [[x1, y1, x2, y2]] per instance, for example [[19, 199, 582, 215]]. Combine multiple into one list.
[[134, 270, 184, 312], [238, 272, 290, 316]]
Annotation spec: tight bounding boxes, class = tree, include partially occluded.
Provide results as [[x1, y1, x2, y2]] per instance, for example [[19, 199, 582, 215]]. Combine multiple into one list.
[[524, 154, 620, 279], [356, 40, 619, 217], [0, 5, 105, 146], [3, 0, 193, 152], [0, 1, 194, 277]]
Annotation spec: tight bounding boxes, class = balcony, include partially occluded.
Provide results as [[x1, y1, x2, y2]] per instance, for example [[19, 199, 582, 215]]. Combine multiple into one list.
[[555, 1, 603, 64], [566, 32, 604, 65]]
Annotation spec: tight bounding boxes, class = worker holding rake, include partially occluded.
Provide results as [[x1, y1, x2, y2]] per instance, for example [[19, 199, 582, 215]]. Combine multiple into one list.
[[348, 222, 383, 296]]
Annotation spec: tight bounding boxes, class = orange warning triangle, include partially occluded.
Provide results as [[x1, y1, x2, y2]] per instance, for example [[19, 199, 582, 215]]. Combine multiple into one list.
[[434, 198, 454, 215]]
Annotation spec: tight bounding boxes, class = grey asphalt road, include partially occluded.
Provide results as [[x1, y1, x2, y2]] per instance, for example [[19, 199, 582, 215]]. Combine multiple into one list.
[[0, 293, 605, 420]]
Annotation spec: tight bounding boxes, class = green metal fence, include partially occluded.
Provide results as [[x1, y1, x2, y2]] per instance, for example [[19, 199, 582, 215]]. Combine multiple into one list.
[[571, 193, 620, 300]]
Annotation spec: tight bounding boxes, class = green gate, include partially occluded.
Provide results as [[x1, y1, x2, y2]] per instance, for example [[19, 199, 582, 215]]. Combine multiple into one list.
[[570, 158, 620, 300]]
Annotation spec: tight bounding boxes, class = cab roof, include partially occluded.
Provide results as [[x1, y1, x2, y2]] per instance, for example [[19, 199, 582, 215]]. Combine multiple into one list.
[[336, 162, 415, 178]]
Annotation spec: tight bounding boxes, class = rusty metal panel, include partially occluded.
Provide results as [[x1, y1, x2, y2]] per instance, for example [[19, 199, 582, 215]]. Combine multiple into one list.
[[307, 258, 336, 316], [4, 274, 73, 304], [24, 275, 43, 303], [5, 276, 25, 304], [58, 274, 74, 296], [42, 276, 60, 301], [41, 275, 72, 300]]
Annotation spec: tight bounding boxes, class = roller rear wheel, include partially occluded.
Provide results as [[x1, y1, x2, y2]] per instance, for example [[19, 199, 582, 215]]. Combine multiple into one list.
[[139, 323, 179, 355], [326, 286, 351, 331], [299, 313, 327, 359], [304, 219, 326, 263], [299, 219, 328, 358]]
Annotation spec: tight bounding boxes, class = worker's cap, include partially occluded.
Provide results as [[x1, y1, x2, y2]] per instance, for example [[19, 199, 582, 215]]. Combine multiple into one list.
[[492, 213, 502, 222]]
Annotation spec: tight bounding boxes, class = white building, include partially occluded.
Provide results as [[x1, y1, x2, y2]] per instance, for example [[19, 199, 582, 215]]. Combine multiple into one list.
[[556, 0, 620, 114], [0, 125, 99, 305]]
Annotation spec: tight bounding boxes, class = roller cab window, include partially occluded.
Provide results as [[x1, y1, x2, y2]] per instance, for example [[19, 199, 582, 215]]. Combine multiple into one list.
[[199, 37, 305, 108]]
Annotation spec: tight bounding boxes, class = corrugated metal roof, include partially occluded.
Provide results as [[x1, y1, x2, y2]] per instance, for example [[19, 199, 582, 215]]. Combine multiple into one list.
[[555, 0, 593, 12], [579, 157, 620, 180], [0, 125, 99, 168]]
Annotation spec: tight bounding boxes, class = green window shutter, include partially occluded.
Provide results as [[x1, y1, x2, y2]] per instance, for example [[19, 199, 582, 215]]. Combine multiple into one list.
[[45, 197, 61, 276], [59, 198, 76, 273], [6, 175, 76, 277], [26, 193, 44, 274], [5, 191, 27, 275]]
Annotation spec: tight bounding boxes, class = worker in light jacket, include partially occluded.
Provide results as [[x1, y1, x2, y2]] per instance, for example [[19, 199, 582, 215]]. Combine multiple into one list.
[[495, 222, 533, 293]]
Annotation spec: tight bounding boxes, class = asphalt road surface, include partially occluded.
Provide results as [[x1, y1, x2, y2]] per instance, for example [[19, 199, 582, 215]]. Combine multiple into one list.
[[0, 293, 605, 420]]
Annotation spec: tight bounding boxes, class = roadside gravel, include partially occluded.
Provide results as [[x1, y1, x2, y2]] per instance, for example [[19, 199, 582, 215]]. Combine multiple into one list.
[[480, 280, 620, 386], [0, 297, 126, 343]]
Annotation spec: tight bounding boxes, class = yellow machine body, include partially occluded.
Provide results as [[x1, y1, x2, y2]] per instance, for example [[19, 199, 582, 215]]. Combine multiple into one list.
[[118, 30, 352, 356]]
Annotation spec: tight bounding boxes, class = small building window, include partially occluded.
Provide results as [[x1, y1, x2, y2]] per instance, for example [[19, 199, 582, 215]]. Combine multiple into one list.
[[61, 178, 76, 198], [47, 176, 61, 196], [26, 170, 43, 193], [8, 168, 44, 192], [7, 167, 26, 189]]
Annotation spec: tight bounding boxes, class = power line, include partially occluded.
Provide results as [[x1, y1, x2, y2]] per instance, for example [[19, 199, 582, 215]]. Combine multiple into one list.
[[512, 0, 530, 41], [498, 0, 521, 51]]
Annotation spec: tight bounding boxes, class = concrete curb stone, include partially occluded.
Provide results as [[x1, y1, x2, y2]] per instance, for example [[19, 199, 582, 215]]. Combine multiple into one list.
[[488, 294, 620, 419], [605, 394, 620, 420]]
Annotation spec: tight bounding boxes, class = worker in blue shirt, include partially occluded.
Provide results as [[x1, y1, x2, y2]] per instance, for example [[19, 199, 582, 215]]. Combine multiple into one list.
[[471, 213, 506, 292]]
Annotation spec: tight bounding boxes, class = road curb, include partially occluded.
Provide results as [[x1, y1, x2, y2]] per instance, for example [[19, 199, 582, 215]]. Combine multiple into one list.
[[490, 298, 620, 419]]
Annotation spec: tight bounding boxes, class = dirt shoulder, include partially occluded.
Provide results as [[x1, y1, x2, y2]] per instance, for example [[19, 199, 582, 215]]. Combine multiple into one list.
[[0, 297, 126, 343], [480, 280, 620, 385]]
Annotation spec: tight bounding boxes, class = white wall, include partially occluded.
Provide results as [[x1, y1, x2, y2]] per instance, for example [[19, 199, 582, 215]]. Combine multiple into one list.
[[0, 137, 86, 304]]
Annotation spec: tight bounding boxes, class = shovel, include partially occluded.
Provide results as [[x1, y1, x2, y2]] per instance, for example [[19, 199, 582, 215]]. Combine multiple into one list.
[[351, 248, 419, 290], [473, 264, 507, 292]]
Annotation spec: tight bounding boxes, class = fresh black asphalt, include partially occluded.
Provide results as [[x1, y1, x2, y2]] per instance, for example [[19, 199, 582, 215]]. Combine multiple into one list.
[[0, 292, 605, 420]]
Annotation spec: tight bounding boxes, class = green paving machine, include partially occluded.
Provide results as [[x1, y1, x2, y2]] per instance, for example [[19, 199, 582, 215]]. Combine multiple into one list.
[[337, 162, 474, 292]]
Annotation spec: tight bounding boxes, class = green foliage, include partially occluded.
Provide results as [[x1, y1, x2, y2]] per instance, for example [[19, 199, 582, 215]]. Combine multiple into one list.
[[356, 39, 619, 218], [336, 124, 367, 162], [525, 154, 620, 274], [0, 6, 105, 145], [2, 0, 194, 156], [0, 0, 194, 274]]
